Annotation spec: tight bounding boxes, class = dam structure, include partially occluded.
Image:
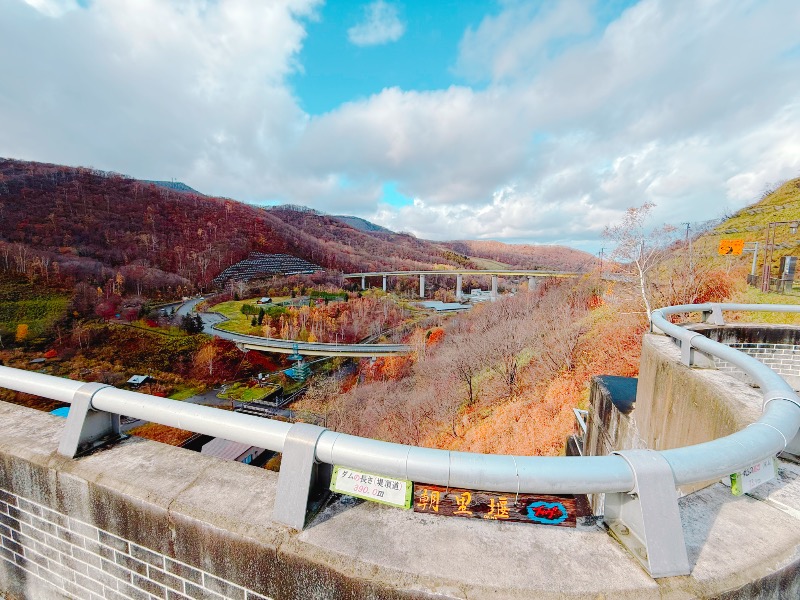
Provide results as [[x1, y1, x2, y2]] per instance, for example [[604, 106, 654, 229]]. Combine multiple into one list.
[[0, 303, 799, 599]]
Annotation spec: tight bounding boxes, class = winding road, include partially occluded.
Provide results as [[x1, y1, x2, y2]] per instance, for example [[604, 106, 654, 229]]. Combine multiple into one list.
[[177, 297, 412, 357]]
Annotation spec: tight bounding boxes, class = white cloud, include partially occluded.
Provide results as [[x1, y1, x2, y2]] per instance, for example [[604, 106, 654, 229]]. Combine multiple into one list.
[[0, 0, 319, 200], [22, 0, 79, 18], [456, 0, 595, 82], [2, 0, 800, 254], [347, 1, 405, 47]]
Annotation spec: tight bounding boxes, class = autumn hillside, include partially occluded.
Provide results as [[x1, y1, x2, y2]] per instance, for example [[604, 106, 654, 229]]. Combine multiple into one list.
[[442, 240, 598, 272], [0, 159, 470, 289], [698, 177, 800, 271], [0, 159, 598, 293]]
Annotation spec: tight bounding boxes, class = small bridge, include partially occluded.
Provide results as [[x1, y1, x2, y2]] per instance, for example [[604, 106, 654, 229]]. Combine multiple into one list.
[[344, 269, 581, 299]]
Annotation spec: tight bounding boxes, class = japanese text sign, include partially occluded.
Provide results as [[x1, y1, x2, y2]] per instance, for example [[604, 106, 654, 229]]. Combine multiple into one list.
[[330, 466, 412, 509], [729, 457, 777, 496], [413, 484, 582, 527]]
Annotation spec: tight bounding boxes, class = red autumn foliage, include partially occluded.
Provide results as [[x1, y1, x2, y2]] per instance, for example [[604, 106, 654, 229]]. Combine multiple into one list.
[[426, 328, 445, 346]]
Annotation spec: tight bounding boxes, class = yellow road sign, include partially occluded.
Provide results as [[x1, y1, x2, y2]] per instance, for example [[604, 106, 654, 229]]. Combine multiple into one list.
[[719, 239, 744, 255]]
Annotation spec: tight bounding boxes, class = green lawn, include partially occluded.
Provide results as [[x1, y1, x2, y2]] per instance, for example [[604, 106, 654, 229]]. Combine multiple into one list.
[[731, 286, 800, 324], [168, 386, 205, 401], [218, 382, 280, 402], [212, 298, 289, 335], [0, 297, 70, 345]]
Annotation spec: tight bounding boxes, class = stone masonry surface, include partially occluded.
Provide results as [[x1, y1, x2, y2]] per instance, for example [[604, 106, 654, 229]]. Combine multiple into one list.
[[713, 343, 800, 388], [0, 488, 273, 600]]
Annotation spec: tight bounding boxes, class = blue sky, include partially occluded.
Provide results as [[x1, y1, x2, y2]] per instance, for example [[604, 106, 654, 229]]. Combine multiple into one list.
[[292, 1, 639, 115], [1, 0, 799, 254]]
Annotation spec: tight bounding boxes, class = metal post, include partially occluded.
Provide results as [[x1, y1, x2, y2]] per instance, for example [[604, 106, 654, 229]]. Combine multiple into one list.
[[382, 275, 387, 292], [604, 450, 690, 578], [58, 382, 125, 458], [491, 275, 498, 299], [273, 423, 330, 530], [751, 241, 759, 277], [419, 274, 425, 298], [456, 274, 463, 301], [762, 224, 774, 293]]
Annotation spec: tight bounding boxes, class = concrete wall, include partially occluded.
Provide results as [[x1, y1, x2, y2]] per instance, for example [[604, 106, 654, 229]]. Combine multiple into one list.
[[634, 333, 763, 452], [584, 377, 644, 513], [589, 333, 764, 495], [3, 330, 800, 599], [689, 324, 800, 390]]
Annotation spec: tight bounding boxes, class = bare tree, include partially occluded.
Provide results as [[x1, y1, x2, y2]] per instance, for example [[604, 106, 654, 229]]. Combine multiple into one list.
[[604, 203, 676, 318]]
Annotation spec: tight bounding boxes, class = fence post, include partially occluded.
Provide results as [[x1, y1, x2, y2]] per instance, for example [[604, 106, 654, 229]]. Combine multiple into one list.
[[272, 423, 330, 530], [604, 449, 690, 578], [58, 383, 126, 458]]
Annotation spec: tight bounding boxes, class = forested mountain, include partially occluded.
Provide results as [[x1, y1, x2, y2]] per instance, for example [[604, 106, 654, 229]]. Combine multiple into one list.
[[0, 159, 471, 290], [442, 240, 597, 272], [332, 215, 393, 233], [0, 158, 596, 296]]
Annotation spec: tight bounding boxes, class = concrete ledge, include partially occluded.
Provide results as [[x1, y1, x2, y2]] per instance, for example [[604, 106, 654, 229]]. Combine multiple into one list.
[[636, 334, 764, 452], [1, 401, 800, 599]]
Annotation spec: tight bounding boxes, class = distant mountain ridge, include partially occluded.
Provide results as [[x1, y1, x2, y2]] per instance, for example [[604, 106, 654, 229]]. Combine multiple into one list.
[[442, 240, 597, 272], [0, 158, 596, 292], [0, 159, 474, 289]]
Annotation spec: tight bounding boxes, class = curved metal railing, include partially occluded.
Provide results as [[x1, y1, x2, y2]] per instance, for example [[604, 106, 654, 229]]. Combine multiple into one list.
[[1, 303, 799, 494], [3, 302, 800, 577]]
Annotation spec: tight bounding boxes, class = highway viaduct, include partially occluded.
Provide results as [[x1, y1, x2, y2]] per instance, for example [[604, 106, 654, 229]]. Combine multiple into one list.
[[344, 269, 581, 300]]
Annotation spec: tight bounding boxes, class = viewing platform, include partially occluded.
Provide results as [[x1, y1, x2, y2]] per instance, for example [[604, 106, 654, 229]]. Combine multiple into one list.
[[1, 303, 800, 599]]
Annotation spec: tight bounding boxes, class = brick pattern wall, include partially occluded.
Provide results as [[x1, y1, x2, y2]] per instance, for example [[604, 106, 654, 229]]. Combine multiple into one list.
[[713, 342, 800, 387], [0, 488, 273, 600]]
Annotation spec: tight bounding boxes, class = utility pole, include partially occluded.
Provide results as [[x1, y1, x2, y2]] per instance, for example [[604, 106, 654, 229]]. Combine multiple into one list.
[[682, 222, 693, 271], [598, 248, 605, 276]]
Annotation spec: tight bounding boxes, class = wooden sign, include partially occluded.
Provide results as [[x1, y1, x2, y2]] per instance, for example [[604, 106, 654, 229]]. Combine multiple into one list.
[[413, 484, 584, 527], [718, 239, 744, 255], [330, 466, 413, 509]]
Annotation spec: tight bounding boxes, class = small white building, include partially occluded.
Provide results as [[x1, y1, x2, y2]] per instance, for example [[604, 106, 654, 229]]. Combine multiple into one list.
[[200, 438, 265, 465], [126, 375, 153, 387]]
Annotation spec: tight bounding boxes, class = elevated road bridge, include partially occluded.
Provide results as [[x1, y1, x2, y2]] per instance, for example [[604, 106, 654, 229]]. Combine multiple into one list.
[[344, 269, 582, 299]]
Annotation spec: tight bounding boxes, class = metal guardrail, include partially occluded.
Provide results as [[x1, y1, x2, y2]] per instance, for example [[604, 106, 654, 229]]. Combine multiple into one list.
[[218, 326, 412, 356], [1, 303, 799, 579]]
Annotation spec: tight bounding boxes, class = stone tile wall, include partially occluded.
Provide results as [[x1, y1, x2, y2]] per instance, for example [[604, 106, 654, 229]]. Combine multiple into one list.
[[712, 343, 800, 389], [0, 488, 272, 600]]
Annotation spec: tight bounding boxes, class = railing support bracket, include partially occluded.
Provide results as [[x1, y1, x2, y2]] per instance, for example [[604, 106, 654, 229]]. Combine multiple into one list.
[[701, 305, 725, 325], [605, 449, 690, 578], [273, 423, 330, 530], [58, 382, 126, 458]]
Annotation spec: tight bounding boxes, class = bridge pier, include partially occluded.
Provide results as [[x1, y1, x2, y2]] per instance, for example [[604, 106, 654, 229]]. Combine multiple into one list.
[[528, 276, 536, 291], [382, 275, 387, 292], [491, 275, 498, 299], [361, 276, 366, 290], [419, 274, 425, 298], [456, 273, 463, 301]]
